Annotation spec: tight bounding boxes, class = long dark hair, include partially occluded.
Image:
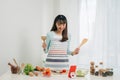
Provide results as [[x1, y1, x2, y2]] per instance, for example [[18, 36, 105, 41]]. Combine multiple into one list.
[[51, 15, 68, 42]]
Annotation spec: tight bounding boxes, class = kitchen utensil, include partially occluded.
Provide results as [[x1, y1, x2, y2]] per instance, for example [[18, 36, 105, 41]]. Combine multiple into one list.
[[78, 38, 88, 48]]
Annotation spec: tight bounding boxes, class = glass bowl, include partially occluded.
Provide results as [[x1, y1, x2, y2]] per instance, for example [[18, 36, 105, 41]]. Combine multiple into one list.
[[76, 68, 89, 77]]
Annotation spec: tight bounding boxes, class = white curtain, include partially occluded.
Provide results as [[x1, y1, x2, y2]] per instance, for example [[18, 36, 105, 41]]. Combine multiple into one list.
[[78, 0, 120, 69]]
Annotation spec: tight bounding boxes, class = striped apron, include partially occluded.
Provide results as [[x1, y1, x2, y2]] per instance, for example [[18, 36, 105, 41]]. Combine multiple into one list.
[[45, 39, 69, 70]]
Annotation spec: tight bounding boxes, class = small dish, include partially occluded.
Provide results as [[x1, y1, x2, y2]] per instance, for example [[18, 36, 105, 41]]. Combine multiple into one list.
[[76, 68, 89, 77]]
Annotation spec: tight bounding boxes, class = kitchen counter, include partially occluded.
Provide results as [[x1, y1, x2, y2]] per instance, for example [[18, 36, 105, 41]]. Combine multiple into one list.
[[0, 70, 119, 80]]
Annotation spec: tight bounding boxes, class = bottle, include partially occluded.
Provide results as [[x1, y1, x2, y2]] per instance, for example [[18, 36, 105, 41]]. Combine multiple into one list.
[[106, 68, 113, 76], [99, 62, 103, 76], [90, 61, 95, 75], [95, 65, 99, 76], [99, 62, 103, 69]]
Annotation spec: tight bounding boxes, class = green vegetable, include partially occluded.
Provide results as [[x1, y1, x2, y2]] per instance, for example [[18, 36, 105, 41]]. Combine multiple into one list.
[[76, 70, 85, 77], [24, 64, 34, 75]]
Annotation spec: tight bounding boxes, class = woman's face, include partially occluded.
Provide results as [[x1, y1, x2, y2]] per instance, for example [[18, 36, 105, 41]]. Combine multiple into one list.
[[56, 22, 66, 32]]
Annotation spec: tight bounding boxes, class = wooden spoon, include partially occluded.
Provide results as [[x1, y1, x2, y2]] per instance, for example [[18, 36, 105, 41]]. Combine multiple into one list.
[[41, 36, 46, 43], [78, 38, 88, 48], [41, 36, 47, 51]]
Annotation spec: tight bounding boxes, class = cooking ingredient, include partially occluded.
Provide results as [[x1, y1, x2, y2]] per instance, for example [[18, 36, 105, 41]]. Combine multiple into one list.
[[60, 69, 67, 73], [24, 64, 34, 75], [29, 72, 34, 77], [33, 71, 39, 76], [43, 68, 51, 77], [36, 66, 45, 71], [76, 70, 85, 77]]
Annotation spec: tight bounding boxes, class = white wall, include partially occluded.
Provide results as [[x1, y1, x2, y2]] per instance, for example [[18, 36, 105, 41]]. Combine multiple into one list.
[[0, 0, 80, 75], [0, 0, 54, 75]]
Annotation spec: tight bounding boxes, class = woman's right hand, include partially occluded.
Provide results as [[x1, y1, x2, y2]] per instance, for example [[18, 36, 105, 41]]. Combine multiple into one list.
[[42, 42, 46, 49]]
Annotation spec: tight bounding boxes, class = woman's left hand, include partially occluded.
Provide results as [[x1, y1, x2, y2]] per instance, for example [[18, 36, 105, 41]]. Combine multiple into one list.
[[73, 48, 80, 55]]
